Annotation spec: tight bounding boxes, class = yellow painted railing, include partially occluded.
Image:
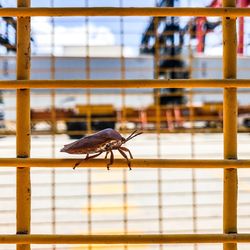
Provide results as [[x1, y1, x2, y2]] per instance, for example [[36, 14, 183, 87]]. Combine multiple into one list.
[[16, 1, 31, 250], [1, 7, 250, 17], [223, 2, 238, 250], [1, 79, 250, 88], [0, 233, 249, 244], [0, 1, 247, 250], [0, 158, 249, 168]]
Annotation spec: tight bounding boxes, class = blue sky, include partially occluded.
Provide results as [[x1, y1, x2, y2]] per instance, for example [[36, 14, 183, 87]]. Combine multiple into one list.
[[2, 0, 210, 7]]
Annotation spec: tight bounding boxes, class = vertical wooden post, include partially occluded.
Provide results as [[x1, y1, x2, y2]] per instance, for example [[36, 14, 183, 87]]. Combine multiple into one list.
[[16, 0, 31, 250]]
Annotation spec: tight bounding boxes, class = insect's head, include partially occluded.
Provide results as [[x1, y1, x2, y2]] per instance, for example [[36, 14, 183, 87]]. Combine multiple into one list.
[[121, 137, 126, 143], [124, 130, 143, 143]]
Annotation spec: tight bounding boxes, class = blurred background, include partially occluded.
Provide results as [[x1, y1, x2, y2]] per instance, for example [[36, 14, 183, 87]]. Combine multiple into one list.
[[1, 0, 250, 249]]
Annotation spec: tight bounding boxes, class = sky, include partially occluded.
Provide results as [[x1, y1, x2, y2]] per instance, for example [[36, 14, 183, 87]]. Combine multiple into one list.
[[0, 0, 247, 56], [1, 0, 212, 7]]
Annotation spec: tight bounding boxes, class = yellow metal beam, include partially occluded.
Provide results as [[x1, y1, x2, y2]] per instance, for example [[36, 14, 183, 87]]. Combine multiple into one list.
[[0, 7, 250, 17], [0, 234, 250, 244], [223, 1, 238, 250], [2, 79, 250, 89], [16, 0, 31, 250], [0, 158, 249, 168]]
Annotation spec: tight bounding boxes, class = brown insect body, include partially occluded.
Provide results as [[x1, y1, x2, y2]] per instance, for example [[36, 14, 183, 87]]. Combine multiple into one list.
[[60, 128, 142, 170], [61, 129, 124, 154]]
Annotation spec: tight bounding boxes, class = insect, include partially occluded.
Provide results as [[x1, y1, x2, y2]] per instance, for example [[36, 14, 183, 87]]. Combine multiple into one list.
[[60, 128, 142, 170]]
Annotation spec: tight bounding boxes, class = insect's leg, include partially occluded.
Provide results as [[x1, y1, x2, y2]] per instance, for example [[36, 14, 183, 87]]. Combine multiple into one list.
[[107, 150, 114, 170], [118, 148, 132, 170], [73, 152, 102, 169], [73, 158, 84, 170], [119, 146, 133, 159], [85, 152, 102, 160], [104, 151, 110, 159]]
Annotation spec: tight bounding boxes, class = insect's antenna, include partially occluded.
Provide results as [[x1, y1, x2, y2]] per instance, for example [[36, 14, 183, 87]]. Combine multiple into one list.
[[125, 130, 138, 141], [125, 130, 143, 142]]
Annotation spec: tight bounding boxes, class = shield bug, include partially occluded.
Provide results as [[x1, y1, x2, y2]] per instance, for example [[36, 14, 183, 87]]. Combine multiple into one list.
[[60, 128, 142, 170]]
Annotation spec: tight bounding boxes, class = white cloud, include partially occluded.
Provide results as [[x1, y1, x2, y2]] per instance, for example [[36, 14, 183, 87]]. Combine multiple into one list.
[[31, 17, 116, 55]]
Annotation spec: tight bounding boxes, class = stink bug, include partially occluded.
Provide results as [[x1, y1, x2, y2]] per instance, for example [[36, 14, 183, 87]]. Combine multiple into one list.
[[60, 128, 142, 170]]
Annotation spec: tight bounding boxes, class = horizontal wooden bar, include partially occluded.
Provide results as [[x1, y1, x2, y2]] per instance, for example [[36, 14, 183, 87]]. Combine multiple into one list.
[[0, 234, 250, 244], [0, 158, 250, 168], [0, 7, 249, 17], [1, 79, 250, 89]]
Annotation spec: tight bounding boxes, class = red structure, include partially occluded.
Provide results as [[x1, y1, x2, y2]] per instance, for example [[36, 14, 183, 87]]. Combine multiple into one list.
[[237, 0, 249, 54], [196, 0, 250, 54]]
